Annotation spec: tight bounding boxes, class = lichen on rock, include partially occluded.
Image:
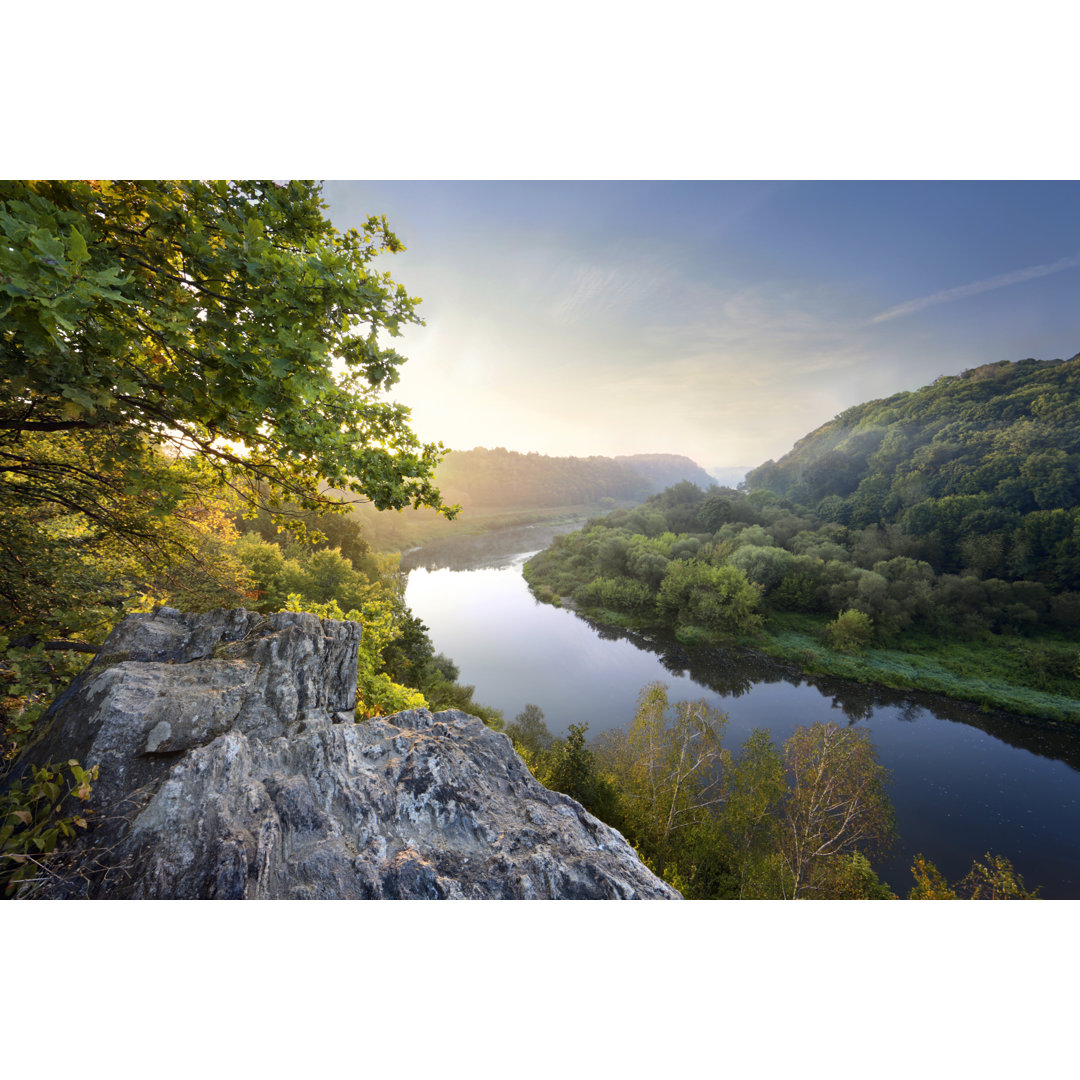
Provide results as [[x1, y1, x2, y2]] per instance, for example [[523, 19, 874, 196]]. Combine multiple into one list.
[[11, 608, 679, 900]]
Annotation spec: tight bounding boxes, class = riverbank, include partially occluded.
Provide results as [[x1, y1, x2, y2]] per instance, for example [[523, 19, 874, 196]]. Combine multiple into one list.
[[409, 541, 1080, 896], [758, 615, 1080, 725], [524, 576, 1080, 725]]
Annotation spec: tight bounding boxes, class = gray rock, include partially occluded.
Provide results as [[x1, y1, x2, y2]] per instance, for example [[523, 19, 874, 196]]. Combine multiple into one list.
[[13, 608, 679, 900]]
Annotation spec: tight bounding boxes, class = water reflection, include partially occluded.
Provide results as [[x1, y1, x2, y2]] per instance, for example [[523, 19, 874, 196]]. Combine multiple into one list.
[[403, 523, 1080, 770], [400, 520, 585, 573], [576, 615, 1080, 772], [403, 526, 1080, 897]]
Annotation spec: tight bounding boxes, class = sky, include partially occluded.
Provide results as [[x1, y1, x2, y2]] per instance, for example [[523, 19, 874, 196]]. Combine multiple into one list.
[[323, 181, 1080, 479], [11, 3, 1077, 1054]]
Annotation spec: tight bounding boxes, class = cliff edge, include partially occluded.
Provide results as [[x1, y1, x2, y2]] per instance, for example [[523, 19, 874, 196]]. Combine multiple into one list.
[[11, 608, 679, 899]]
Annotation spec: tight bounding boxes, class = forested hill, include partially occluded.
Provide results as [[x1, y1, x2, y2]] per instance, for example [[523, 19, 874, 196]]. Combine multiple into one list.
[[432, 447, 715, 508], [524, 354, 1080, 723], [746, 355, 1080, 579], [613, 454, 718, 493]]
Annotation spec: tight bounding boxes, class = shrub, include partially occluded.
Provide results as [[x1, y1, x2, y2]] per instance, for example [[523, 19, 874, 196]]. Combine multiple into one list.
[[826, 609, 874, 652], [1, 759, 98, 897], [656, 560, 762, 635], [577, 577, 655, 615]]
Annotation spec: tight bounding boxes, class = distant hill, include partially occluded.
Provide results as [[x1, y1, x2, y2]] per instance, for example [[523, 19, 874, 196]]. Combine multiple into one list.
[[747, 356, 1080, 511], [349, 447, 717, 550], [614, 454, 717, 492], [434, 447, 715, 509]]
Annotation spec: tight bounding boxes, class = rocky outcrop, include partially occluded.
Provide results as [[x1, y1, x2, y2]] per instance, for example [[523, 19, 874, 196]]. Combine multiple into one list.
[[14, 608, 679, 899]]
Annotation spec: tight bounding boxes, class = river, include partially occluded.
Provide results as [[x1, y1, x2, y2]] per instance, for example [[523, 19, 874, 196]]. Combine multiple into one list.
[[402, 524, 1080, 898]]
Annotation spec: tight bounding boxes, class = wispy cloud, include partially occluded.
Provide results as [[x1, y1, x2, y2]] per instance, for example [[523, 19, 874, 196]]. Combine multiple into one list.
[[550, 265, 623, 321], [868, 254, 1080, 325], [547, 255, 686, 324]]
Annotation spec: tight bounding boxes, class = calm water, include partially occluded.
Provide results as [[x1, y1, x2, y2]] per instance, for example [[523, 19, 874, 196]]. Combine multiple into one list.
[[403, 527, 1080, 898]]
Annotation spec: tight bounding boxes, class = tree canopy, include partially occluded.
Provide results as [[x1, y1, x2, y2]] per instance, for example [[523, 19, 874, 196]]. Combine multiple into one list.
[[1, 180, 451, 523], [1, 180, 454, 650], [745, 356, 1080, 588]]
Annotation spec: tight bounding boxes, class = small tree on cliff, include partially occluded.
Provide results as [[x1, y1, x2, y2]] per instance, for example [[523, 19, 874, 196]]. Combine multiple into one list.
[[542, 724, 621, 825]]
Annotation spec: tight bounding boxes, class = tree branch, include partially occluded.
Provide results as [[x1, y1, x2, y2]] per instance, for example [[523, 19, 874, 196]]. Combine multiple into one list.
[[0, 418, 105, 432], [8, 635, 100, 654]]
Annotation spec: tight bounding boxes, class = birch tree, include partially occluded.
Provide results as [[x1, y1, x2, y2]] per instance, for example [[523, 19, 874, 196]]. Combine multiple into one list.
[[778, 722, 894, 898], [596, 682, 728, 874]]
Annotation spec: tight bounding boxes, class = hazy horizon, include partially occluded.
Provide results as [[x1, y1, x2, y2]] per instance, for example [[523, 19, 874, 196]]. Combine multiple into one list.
[[323, 181, 1080, 474], [435, 444, 751, 485]]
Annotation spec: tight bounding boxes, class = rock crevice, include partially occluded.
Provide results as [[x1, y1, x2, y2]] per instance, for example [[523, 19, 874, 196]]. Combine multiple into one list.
[[15, 608, 679, 900]]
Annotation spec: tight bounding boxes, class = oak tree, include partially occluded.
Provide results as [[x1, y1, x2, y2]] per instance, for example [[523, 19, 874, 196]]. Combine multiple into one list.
[[1, 181, 452, 649], [1, 180, 451, 522]]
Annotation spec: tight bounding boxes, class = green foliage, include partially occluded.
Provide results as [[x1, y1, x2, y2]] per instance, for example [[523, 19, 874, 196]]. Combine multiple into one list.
[[746, 356, 1080, 590], [715, 728, 786, 898], [0, 438, 253, 634], [575, 576, 655, 616], [238, 535, 383, 615], [777, 722, 895, 899], [1, 759, 97, 897], [908, 852, 1038, 899], [761, 619, 1080, 722], [2, 638, 92, 758], [729, 544, 796, 594], [239, 503, 382, 579], [956, 853, 1040, 899], [1, 180, 451, 521], [908, 854, 958, 899], [586, 686, 902, 898], [595, 683, 728, 879], [656, 560, 762, 636], [826, 608, 874, 652], [505, 704, 555, 760], [820, 851, 896, 899], [541, 724, 621, 824]]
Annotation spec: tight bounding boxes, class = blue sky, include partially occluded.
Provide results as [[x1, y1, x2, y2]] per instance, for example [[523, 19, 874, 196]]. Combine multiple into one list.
[[322, 181, 1080, 476]]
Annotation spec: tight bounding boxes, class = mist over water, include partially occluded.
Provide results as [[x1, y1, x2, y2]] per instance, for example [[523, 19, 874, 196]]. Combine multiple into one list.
[[404, 526, 1080, 898]]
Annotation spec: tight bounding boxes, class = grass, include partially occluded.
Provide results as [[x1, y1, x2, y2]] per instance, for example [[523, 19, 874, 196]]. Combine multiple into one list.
[[757, 613, 1080, 723]]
